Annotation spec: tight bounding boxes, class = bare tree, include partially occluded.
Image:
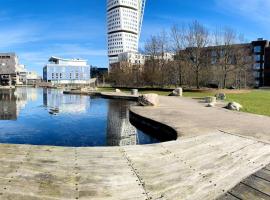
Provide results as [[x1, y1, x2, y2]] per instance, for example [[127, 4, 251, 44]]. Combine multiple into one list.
[[185, 21, 209, 89], [170, 24, 187, 86], [159, 30, 169, 86], [234, 43, 254, 89], [221, 28, 238, 88]]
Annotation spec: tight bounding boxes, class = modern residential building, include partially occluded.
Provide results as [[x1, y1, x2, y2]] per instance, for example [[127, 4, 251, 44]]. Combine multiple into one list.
[[16, 64, 28, 85], [43, 56, 91, 85], [26, 71, 42, 85], [118, 52, 175, 65], [251, 39, 270, 87], [107, 0, 146, 64], [177, 38, 270, 87], [0, 53, 20, 86], [90, 66, 108, 86], [90, 66, 108, 79], [118, 52, 147, 65], [0, 54, 37, 86]]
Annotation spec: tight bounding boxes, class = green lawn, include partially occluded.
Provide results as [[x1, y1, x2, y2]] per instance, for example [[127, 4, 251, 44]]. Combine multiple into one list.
[[226, 91, 270, 116], [184, 90, 270, 117], [98, 87, 270, 117], [97, 87, 171, 96]]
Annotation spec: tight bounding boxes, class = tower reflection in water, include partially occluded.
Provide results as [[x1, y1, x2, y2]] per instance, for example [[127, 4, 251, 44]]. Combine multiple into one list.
[[107, 100, 138, 146]]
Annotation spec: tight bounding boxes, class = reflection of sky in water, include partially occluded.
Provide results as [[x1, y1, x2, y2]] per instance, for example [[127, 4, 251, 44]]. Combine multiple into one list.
[[0, 88, 159, 147]]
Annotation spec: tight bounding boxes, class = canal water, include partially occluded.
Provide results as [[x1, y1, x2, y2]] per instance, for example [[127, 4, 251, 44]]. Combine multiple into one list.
[[0, 88, 159, 147]]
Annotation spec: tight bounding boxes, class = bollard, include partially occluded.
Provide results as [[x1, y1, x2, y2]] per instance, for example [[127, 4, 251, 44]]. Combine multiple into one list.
[[131, 89, 138, 96]]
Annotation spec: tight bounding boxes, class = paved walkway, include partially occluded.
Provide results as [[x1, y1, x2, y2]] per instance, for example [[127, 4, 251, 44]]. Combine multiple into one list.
[[131, 96, 270, 143], [0, 95, 270, 200]]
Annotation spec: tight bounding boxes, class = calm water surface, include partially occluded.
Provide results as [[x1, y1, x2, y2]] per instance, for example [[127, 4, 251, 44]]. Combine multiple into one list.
[[0, 88, 159, 147]]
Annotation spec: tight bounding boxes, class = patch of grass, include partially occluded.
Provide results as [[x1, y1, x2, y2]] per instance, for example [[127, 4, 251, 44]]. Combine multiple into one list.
[[139, 90, 171, 96], [184, 90, 270, 117], [97, 87, 129, 93], [97, 87, 171, 96], [226, 91, 270, 116]]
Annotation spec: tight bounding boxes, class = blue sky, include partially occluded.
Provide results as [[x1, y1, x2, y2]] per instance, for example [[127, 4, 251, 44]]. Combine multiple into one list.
[[0, 0, 269, 75]]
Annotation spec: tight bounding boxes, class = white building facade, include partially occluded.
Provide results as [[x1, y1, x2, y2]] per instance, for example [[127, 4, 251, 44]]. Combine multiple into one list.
[[107, 0, 146, 64], [118, 52, 175, 65], [43, 57, 91, 85], [118, 52, 147, 65]]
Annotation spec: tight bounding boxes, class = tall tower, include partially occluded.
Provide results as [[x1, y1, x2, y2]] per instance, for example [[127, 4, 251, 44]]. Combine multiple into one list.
[[107, 0, 146, 64]]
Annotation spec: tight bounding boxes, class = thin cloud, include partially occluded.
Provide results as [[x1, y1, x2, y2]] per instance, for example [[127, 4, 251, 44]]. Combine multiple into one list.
[[0, 26, 40, 48], [215, 0, 270, 23]]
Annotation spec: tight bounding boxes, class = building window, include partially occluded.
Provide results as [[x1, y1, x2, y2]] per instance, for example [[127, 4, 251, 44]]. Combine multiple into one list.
[[253, 71, 260, 78], [254, 55, 261, 62], [254, 46, 262, 53], [253, 63, 261, 70]]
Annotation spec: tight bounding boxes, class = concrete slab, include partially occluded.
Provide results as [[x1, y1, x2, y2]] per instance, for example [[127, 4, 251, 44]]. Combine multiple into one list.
[[0, 95, 270, 199]]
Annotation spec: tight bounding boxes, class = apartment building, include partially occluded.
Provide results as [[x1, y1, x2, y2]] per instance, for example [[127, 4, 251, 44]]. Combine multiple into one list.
[[0, 53, 20, 86], [181, 38, 270, 87], [251, 39, 270, 87]]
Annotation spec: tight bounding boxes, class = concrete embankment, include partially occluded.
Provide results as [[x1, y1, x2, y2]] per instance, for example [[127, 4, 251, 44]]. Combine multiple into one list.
[[0, 94, 270, 200]]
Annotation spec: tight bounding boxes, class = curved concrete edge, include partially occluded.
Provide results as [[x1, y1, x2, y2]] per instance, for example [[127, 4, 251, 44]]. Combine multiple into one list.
[[129, 108, 178, 141], [63, 90, 101, 96], [100, 92, 139, 101], [63, 90, 139, 101]]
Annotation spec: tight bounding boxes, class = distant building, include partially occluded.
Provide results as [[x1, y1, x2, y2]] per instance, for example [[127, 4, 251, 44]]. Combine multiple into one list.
[[0, 54, 38, 86], [26, 71, 42, 85], [43, 56, 91, 85], [118, 52, 147, 65], [16, 64, 27, 85], [0, 53, 20, 86], [117, 52, 175, 65], [107, 0, 146, 64], [251, 39, 270, 87], [90, 66, 108, 79]]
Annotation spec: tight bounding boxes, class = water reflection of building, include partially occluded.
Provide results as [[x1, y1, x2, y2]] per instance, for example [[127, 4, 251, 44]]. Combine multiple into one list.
[[0, 88, 28, 120], [43, 89, 89, 114], [107, 100, 137, 146]]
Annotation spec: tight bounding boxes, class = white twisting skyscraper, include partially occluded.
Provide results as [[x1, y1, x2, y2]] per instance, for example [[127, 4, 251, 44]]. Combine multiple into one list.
[[107, 0, 146, 64]]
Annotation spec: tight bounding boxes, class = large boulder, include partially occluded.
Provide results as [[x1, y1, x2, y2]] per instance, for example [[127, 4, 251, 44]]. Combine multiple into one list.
[[115, 89, 121, 93], [215, 93, 226, 100], [138, 94, 159, 106], [226, 102, 243, 111], [206, 102, 216, 107], [205, 96, 217, 103], [169, 88, 183, 97]]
